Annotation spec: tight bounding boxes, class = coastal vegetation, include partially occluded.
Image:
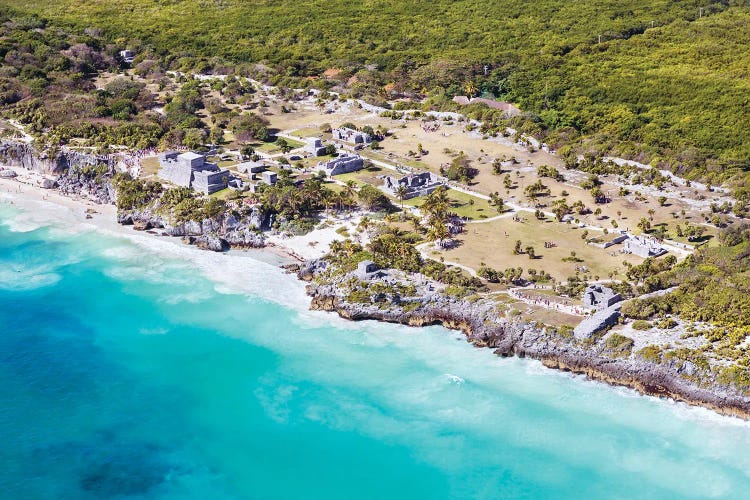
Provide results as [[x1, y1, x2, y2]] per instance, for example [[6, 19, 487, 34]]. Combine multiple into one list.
[[1, 2, 749, 188], [619, 224, 750, 389]]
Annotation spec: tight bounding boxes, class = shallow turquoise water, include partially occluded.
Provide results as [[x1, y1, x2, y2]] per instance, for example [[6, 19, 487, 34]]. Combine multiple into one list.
[[2, 200, 750, 499]]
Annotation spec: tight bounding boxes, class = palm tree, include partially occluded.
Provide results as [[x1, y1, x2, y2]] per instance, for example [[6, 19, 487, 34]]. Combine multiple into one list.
[[358, 216, 371, 235], [410, 215, 422, 233], [341, 239, 358, 256], [637, 217, 651, 233], [344, 180, 357, 200], [422, 186, 450, 220], [395, 185, 409, 209], [336, 191, 351, 211], [322, 191, 335, 212], [427, 219, 450, 249], [489, 191, 504, 214]]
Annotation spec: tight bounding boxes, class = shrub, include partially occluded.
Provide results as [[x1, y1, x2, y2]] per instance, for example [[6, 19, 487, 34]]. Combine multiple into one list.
[[632, 320, 652, 330], [346, 289, 371, 303], [656, 317, 678, 329], [717, 365, 750, 390], [556, 324, 574, 339], [358, 184, 392, 211], [638, 345, 662, 363], [605, 333, 634, 355]]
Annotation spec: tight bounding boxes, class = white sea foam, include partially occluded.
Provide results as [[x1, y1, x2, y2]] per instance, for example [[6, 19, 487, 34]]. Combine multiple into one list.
[[0, 245, 84, 290], [443, 374, 465, 385], [159, 290, 215, 304], [90, 225, 312, 311], [4, 191, 750, 442], [254, 378, 298, 424], [0, 267, 61, 290], [0, 194, 84, 234]]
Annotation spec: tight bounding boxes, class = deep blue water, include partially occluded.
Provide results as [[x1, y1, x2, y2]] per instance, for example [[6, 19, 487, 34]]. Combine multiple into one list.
[[2, 200, 750, 499]]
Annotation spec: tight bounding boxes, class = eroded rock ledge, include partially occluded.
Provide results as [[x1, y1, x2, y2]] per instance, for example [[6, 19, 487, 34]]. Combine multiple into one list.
[[298, 260, 750, 420], [118, 209, 268, 251]]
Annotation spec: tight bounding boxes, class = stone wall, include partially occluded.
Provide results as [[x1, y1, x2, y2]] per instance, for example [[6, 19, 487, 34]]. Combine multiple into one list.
[[193, 169, 230, 194], [574, 303, 622, 340], [319, 155, 363, 176]]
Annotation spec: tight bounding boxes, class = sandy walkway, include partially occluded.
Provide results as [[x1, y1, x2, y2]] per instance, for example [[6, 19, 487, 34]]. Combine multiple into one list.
[[265, 214, 365, 260]]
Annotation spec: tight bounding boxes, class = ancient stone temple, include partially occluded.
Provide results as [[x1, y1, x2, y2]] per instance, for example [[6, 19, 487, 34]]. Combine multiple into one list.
[[157, 151, 232, 194]]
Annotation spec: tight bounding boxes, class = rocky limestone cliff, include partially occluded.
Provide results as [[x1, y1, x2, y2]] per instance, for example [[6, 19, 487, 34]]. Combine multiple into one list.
[[0, 140, 115, 175], [0, 140, 266, 250], [118, 206, 268, 252], [299, 260, 750, 419], [0, 140, 117, 204]]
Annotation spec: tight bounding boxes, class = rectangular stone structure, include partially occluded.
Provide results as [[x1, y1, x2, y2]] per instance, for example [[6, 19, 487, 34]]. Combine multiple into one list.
[[383, 172, 443, 199]]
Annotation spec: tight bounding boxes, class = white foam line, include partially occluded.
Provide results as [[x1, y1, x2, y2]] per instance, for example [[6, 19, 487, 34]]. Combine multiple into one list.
[[3, 193, 750, 429]]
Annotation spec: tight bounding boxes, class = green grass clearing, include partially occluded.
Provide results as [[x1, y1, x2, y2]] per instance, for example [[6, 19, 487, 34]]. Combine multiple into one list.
[[403, 189, 494, 220]]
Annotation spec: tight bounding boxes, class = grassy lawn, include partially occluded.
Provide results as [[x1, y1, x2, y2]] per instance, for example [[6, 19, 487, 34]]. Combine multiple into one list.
[[209, 188, 244, 201], [250, 137, 307, 155], [281, 137, 305, 148], [360, 150, 402, 167], [432, 215, 646, 281], [140, 156, 160, 177], [403, 159, 426, 170], [324, 182, 347, 193], [403, 189, 494, 220], [643, 222, 718, 247], [292, 156, 326, 169], [291, 127, 320, 138], [524, 307, 580, 328], [333, 165, 385, 187], [253, 142, 282, 153]]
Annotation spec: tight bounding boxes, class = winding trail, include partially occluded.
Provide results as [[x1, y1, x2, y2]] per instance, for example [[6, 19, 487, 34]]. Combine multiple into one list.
[[415, 242, 478, 277]]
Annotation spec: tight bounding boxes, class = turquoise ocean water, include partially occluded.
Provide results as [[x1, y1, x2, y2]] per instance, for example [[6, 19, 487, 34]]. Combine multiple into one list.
[[2, 199, 750, 499]]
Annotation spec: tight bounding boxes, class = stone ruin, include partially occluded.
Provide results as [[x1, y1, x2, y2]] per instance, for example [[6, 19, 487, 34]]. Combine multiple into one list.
[[383, 172, 443, 199], [574, 284, 623, 340], [305, 138, 328, 156], [624, 235, 667, 258], [582, 284, 622, 310], [356, 260, 379, 280], [332, 127, 372, 145], [158, 151, 234, 194], [316, 154, 364, 177]]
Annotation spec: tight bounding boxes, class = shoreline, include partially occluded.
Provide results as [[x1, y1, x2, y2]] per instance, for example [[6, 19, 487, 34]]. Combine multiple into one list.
[[303, 290, 750, 421], [2, 173, 749, 421], [0, 171, 305, 267]]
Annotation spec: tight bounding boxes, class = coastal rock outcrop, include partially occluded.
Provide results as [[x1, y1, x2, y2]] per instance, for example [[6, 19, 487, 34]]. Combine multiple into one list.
[[56, 164, 116, 204], [302, 262, 750, 419], [0, 140, 117, 204], [0, 135, 273, 252], [121, 209, 267, 250], [0, 140, 115, 176], [183, 234, 229, 252], [0, 141, 63, 174]]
